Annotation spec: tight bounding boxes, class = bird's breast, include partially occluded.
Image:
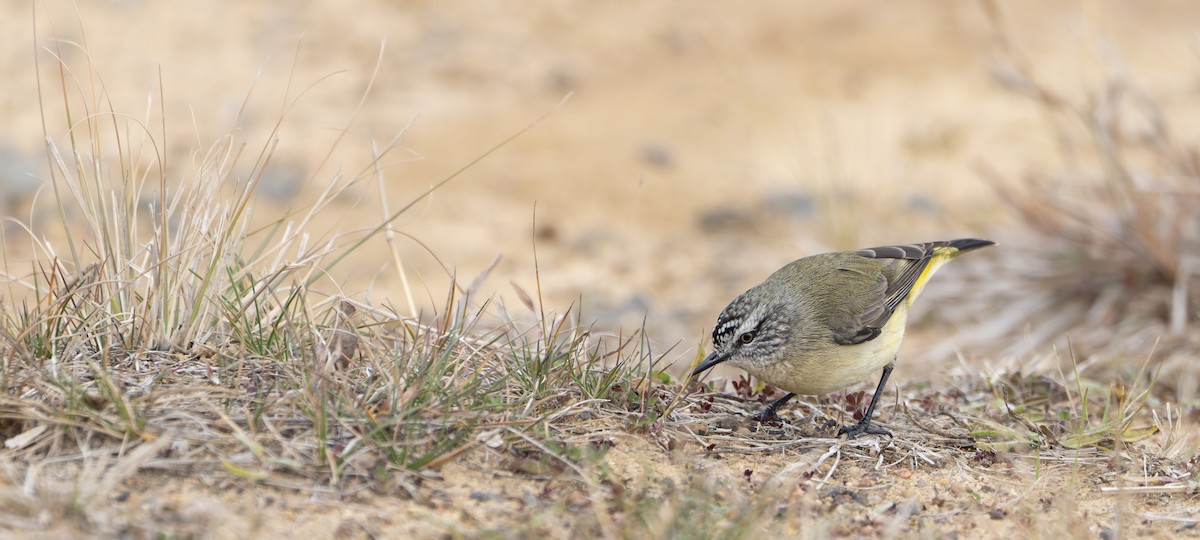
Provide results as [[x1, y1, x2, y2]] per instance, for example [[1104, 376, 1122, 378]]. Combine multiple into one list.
[[748, 307, 908, 396]]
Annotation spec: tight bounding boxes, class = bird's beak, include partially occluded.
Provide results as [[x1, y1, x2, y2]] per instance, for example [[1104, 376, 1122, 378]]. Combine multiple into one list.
[[692, 350, 732, 377]]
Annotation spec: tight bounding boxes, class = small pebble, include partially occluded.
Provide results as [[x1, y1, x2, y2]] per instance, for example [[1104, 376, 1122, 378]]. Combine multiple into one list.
[[894, 499, 920, 519]]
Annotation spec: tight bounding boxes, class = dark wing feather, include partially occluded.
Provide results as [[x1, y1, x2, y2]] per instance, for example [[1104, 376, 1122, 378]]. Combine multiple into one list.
[[829, 243, 937, 345], [860, 243, 942, 317], [827, 264, 889, 345]]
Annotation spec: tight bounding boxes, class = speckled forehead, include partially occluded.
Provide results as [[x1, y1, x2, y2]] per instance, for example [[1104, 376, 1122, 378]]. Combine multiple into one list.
[[713, 300, 767, 342], [712, 303, 745, 343], [713, 315, 739, 339]]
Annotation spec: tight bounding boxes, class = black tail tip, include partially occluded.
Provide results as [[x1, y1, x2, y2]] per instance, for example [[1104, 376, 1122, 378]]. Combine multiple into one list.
[[948, 238, 996, 252]]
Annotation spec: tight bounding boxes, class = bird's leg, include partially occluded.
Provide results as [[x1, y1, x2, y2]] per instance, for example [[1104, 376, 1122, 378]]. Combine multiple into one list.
[[838, 361, 895, 438], [752, 392, 796, 423]]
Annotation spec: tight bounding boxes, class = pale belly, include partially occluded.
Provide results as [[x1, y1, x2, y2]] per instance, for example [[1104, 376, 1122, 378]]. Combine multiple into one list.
[[746, 308, 908, 396]]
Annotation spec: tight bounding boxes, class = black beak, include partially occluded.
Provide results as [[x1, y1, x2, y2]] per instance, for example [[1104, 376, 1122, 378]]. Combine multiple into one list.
[[692, 350, 731, 377]]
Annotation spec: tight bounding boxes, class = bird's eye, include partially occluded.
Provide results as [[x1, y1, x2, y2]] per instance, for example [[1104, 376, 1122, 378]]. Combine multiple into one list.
[[739, 331, 756, 344]]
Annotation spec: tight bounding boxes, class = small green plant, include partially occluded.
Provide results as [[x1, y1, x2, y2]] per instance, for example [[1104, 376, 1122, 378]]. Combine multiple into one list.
[[972, 345, 1161, 452]]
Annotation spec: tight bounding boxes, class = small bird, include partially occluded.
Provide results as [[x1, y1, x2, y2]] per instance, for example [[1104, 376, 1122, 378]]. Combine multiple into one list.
[[692, 239, 994, 438]]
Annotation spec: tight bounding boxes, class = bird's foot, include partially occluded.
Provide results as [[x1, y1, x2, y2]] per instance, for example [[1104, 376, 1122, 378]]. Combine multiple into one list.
[[750, 392, 796, 425], [837, 419, 892, 439], [751, 408, 785, 425]]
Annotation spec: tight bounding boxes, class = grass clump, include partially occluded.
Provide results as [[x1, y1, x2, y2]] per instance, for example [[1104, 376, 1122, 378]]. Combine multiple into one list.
[[948, 8, 1200, 395], [0, 6, 649, 509]]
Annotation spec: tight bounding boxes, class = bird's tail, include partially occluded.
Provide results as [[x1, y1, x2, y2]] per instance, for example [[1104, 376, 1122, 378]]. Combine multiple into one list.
[[943, 238, 996, 255], [904, 238, 995, 306]]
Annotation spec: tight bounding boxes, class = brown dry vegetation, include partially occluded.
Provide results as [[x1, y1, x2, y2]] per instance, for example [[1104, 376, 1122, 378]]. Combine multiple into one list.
[[2, 1, 1200, 539]]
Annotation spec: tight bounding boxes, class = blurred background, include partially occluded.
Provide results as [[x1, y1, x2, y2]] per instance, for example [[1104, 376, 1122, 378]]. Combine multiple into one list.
[[2, 1, 1198, 386]]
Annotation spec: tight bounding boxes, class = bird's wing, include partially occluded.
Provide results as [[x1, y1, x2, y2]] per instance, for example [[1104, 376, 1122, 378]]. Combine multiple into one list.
[[827, 243, 936, 345], [856, 243, 939, 317]]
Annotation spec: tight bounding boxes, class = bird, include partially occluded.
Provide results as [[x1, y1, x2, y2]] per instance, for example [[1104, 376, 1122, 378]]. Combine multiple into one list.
[[691, 238, 995, 438]]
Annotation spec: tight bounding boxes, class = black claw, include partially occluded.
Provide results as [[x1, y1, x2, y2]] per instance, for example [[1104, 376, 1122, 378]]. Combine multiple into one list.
[[752, 392, 796, 424], [752, 409, 783, 424], [837, 419, 892, 439]]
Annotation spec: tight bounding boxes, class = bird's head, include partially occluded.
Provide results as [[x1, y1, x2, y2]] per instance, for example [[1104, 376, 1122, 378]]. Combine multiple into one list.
[[692, 286, 793, 377]]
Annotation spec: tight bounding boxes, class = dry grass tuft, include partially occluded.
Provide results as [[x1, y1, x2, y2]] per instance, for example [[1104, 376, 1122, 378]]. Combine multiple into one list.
[[0, 13, 674, 537], [922, 8, 1200, 407]]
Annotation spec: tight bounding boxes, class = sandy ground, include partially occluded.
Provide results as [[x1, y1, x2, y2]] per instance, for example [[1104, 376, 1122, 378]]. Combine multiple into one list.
[[3, 0, 1200, 537], [7, 421, 1190, 539]]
